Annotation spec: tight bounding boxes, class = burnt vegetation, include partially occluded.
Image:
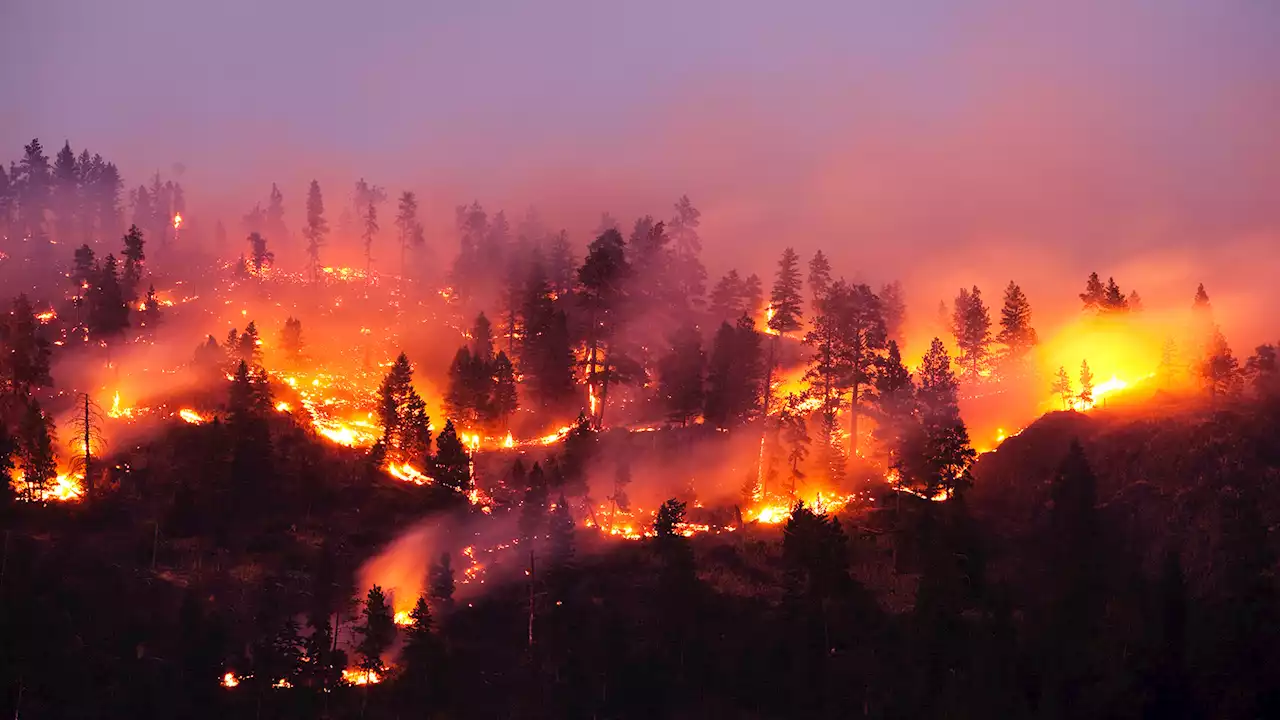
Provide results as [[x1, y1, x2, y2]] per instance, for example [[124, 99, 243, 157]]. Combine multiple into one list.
[[0, 137, 1279, 720]]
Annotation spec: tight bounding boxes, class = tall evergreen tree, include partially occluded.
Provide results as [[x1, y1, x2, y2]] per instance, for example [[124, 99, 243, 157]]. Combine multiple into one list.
[[657, 323, 705, 426], [120, 225, 146, 302], [880, 280, 907, 345], [896, 339, 976, 498], [668, 195, 707, 306], [396, 595, 443, 711], [434, 419, 472, 494], [362, 200, 379, 277], [1079, 272, 1106, 312], [993, 278, 1034, 363], [302, 180, 328, 283], [17, 400, 56, 501], [264, 183, 287, 249], [520, 262, 577, 415], [952, 286, 992, 380], [246, 231, 274, 274], [1078, 360, 1095, 408], [2, 294, 53, 398], [88, 254, 129, 339], [1201, 326, 1240, 401], [769, 248, 805, 336], [15, 138, 50, 242], [808, 250, 832, 308], [356, 585, 396, 677], [1244, 344, 1279, 396], [803, 280, 886, 456], [378, 352, 415, 448], [395, 190, 425, 288], [491, 351, 519, 432], [871, 340, 916, 467], [429, 552, 456, 611], [1051, 366, 1073, 409], [51, 140, 79, 245], [704, 317, 764, 429], [578, 228, 630, 423], [280, 317, 303, 364]]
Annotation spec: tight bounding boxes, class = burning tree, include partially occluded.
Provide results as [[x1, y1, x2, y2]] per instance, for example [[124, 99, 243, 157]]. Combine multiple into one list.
[[65, 392, 106, 500], [577, 227, 631, 426], [17, 400, 56, 501], [1051, 366, 1074, 409], [1078, 360, 1095, 408], [246, 231, 274, 275]]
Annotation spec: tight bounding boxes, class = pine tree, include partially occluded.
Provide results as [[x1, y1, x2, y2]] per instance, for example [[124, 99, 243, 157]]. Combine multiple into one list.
[[769, 248, 805, 335], [1201, 326, 1240, 401], [88, 255, 129, 339], [549, 493, 575, 573], [356, 585, 396, 676], [302, 180, 328, 283], [668, 195, 707, 305], [803, 280, 886, 456], [120, 225, 146, 302], [378, 352, 415, 448], [17, 400, 57, 501], [15, 139, 50, 242], [519, 263, 576, 415], [2, 294, 53, 399], [658, 323, 705, 426], [1051, 366, 1073, 409], [434, 419, 472, 494], [396, 595, 442, 710], [808, 250, 832, 308], [362, 200, 379, 277], [709, 270, 747, 324], [704, 317, 764, 429], [429, 552, 456, 610], [1128, 290, 1144, 312], [280, 317, 303, 364], [578, 227, 630, 422], [51, 140, 79, 245], [1103, 277, 1128, 311], [491, 351, 519, 431], [952, 285, 992, 380], [141, 285, 162, 330], [520, 462, 549, 541], [395, 190, 425, 288], [1078, 360, 1095, 408], [546, 229, 576, 297], [1079, 272, 1106, 312], [246, 231, 273, 274], [896, 338, 976, 498], [265, 183, 287, 249], [1244, 344, 1279, 396], [871, 340, 916, 467], [996, 281, 1037, 367], [880, 280, 906, 345], [402, 392, 433, 469]]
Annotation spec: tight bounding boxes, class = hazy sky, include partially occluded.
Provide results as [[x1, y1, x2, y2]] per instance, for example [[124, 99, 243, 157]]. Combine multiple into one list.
[[3, 0, 1279, 331]]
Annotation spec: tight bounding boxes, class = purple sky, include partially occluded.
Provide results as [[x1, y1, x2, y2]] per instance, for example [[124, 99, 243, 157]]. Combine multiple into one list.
[[4, 0, 1280, 335]]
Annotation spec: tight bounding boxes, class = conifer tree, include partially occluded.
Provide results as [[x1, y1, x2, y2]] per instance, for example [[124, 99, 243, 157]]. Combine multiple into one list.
[[356, 585, 396, 677], [396, 595, 442, 709], [120, 225, 146, 302], [1078, 360, 1095, 408], [1079, 272, 1106, 312], [491, 351, 519, 431], [401, 392, 432, 468], [302, 180, 328, 283], [140, 285, 162, 330], [657, 323, 705, 426], [280, 317, 303, 364], [1103, 277, 1128, 311], [880, 280, 907, 345], [15, 139, 50, 242], [803, 280, 886, 456], [520, 462, 549, 541], [578, 227, 630, 421], [88, 255, 129, 339], [395, 190, 425, 288], [52, 140, 79, 245], [549, 493, 576, 578], [704, 317, 764, 428], [17, 400, 56, 501], [871, 340, 916, 467], [378, 352, 415, 447], [896, 339, 975, 497], [429, 552, 456, 610], [769, 248, 805, 336], [1244, 344, 1278, 396], [1127, 290, 1144, 312], [265, 183, 287, 249], [246, 231, 273, 274], [952, 285, 992, 380], [1201, 326, 1240, 401], [808, 250, 832, 308], [997, 281, 1037, 366], [1051, 366, 1073, 409], [434, 419, 472, 493], [519, 263, 576, 415], [362, 200, 379, 277], [668, 195, 707, 305], [2, 294, 53, 399]]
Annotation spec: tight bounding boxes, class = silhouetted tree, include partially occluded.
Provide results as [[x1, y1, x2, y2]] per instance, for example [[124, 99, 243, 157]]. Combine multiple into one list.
[[520, 462, 549, 541], [704, 317, 764, 428], [17, 400, 56, 501], [88, 254, 130, 339], [658, 323, 705, 426], [1244, 344, 1278, 396], [808, 249, 832, 307], [668, 195, 707, 306], [897, 339, 975, 497], [871, 340, 916, 467], [2, 294, 52, 398], [429, 552, 456, 611], [1079, 359, 1095, 408], [357, 585, 396, 676], [491, 351, 519, 431], [1080, 272, 1106, 312], [280, 316, 303, 364], [997, 280, 1037, 368], [520, 262, 576, 415], [395, 190, 425, 287], [1052, 366, 1073, 409], [361, 200, 379, 277], [302, 180, 328, 282], [434, 419, 472, 493], [396, 596, 443, 711], [881, 280, 907, 346], [246, 231, 273, 274], [804, 280, 886, 455], [952, 286, 992, 380], [378, 352, 415, 447], [1200, 326, 1240, 401], [769, 248, 805, 335]]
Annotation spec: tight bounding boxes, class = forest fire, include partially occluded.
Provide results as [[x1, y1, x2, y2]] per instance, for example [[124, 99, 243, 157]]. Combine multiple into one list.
[[178, 408, 208, 424]]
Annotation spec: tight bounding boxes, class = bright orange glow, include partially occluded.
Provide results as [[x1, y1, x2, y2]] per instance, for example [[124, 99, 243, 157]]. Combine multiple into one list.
[[35, 310, 56, 323], [221, 672, 239, 688], [342, 668, 382, 686], [393, 610, 413, 627], [502, 431, 514, 448], [172, 212, 183, 229], [274, 401, 291, 413], [178, 408, 207, 425]]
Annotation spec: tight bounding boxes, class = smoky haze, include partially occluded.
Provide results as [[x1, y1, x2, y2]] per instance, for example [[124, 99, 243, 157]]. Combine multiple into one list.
[[4, 0, 1280, 342]]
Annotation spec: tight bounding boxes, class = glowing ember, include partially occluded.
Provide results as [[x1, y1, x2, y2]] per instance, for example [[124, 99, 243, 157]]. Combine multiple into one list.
[[393, 610, 413, 627], [107, 391, 130, 419], [178, 408, 208, 425], [221, 672, 240, 688], [502, 431, 514, 448], [172, 212, 183, 229], [274, 401, 291, 413], [35, 309, 56, 323]]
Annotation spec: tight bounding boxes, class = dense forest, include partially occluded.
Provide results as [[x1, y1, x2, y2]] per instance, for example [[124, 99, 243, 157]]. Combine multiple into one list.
[[1, 137, 1279, 719]]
